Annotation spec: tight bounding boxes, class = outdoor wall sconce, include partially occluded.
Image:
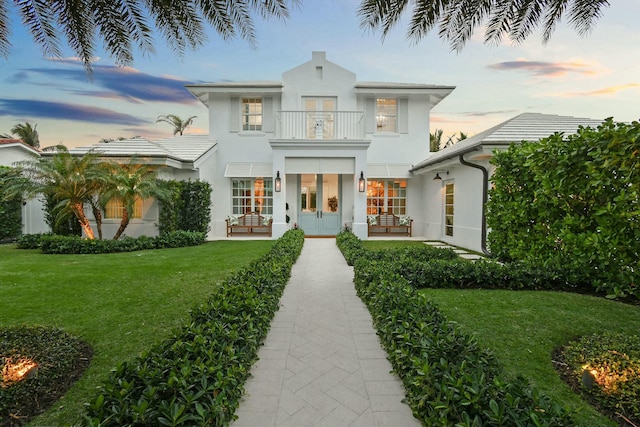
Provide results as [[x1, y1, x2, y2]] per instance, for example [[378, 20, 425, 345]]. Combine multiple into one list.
[[274, 171, 282, 192], [358, 171, 366, 192]]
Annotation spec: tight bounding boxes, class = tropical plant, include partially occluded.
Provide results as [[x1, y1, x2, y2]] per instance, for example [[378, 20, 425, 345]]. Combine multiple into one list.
[[358, 0, 610, 50], [0, 0, 298, 70], [101, 160, 168, 239], [156, 114, 197, 136], [430, 128, 443, 152], [4, 122, 40, 148], [0, 166, 22, 240], [6, 148, 103, 238]]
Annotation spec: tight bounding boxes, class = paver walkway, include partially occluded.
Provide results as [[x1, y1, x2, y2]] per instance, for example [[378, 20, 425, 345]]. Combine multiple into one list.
[[231, 238, 420, 427]]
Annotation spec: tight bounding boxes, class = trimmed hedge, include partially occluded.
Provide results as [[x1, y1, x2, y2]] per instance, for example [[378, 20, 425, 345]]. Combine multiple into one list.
[[337, 231, 573, 426], [15, 231, 206, 254], [83, 230, 304, 427], [0, 326, 91, 427], [0, 166, 22, 241]]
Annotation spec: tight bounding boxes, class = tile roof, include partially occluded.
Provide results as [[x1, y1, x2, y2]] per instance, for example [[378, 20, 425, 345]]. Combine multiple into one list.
[[412, 113, 605, 172], [66, 135, 215, 164]]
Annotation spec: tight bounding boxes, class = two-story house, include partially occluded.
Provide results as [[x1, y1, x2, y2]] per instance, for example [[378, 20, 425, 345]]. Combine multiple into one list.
[[186, 51, 454, 239]]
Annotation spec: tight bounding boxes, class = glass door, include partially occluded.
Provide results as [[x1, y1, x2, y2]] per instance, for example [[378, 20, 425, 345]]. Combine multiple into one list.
[[298, 174, 341, 235], [304, 97, 336, 139]]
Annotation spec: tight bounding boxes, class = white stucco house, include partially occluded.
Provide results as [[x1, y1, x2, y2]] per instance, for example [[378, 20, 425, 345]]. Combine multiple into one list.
[[5, 52, 607, 253], [0, 139, 48, 235]]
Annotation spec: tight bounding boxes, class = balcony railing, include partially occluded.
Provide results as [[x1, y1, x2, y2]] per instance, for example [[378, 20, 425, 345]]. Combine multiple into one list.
[[276, 111, 365, 140]]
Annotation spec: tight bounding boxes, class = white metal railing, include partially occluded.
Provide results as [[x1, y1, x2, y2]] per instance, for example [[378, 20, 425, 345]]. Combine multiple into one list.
[[276, 111, 365, 140]]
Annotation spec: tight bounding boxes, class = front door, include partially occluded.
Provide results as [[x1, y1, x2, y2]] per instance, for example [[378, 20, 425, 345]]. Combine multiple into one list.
[[298, 174, 341, 235], [304, 97, 336, 139]]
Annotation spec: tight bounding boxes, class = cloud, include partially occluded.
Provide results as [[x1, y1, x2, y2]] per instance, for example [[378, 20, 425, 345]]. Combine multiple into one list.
[[0, 99, 148, 126], [15, 62, 200, 104], [551, 83, 640, 97], [488, 59, 596, 77]]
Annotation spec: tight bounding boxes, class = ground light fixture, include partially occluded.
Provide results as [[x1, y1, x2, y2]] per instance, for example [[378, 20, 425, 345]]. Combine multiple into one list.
[[274, 171, 281, 192], [358, 171, 366, 192]]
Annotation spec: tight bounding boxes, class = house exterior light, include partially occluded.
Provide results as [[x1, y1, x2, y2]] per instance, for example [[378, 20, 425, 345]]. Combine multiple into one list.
[[274, 171, 282, 192], [358, 171, 366, 192]]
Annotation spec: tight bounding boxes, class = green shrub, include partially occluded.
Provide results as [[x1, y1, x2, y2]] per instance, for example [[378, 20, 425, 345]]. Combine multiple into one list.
[[338, 235, 573, 426], [488, 118, 640, 299], [30, 231, 206, 254], [0, 326, 91, 427], [84, 230, 304, 426], [558, 332, 640, 425], [335, 230, 364, 265], [157, 180, 212, 235], [0, 167, 22, 241]]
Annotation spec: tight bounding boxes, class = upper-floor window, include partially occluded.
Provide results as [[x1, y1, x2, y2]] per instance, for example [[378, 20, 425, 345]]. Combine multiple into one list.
[[242, 98, 262, 131], [376, 98, 397, 132]]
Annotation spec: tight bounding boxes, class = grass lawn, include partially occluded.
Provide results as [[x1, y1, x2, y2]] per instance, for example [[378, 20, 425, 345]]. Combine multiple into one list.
[[0, 240, 273, 427], [362, 240, 640, 426]]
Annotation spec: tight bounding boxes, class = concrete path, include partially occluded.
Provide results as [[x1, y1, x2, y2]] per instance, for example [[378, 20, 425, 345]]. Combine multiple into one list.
[[231, 238, 420, 427]]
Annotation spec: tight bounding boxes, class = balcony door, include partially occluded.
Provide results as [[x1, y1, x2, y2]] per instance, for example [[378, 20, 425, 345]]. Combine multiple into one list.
[[298, 174, 341, 235], [304, 97, 336, 139]]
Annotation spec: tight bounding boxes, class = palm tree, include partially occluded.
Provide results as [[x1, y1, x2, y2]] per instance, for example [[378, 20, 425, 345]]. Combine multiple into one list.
[[8, 148, 102, 238], [6, 122, 40, 149], [358, 0, 609, 50], [102, 160, 168, 240], [0, 0, 297, 71], [430, 129, 443, 152], [156, 115, 197, 136]]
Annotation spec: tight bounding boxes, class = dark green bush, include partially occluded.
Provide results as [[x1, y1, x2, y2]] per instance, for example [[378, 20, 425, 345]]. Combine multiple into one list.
[[558, 332, 640, 426], [0, 167, 22, 241], [0, 326, 91, 427], [31, 231, 205, 254], [157, 180, 212, 235], [488, 118, 640, 299], [84, 230, 304, 427], [335, 230, 363, 265], [350, 254, 573, 426]]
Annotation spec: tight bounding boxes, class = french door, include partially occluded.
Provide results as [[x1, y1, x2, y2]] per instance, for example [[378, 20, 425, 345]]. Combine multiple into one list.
[[298, 174, 341, 235], [303, 97, 336, 139]]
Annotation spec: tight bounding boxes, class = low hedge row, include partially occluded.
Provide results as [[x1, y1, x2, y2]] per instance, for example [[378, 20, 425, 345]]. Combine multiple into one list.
[[83, 229, 304, 427], [16, 231, 206, 254], [337, 231, 573, 426]]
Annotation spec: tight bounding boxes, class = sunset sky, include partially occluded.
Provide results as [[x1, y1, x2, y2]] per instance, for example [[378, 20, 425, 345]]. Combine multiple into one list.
[[1, 1, 638, 149]]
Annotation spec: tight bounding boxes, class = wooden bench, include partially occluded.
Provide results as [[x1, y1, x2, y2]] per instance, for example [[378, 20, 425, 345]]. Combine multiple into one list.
[[226, 212, 272, 237], [367, 212, 413, 236]]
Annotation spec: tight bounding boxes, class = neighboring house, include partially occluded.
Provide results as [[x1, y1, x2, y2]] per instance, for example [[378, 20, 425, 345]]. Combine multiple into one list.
[[186, 51, 454, 239], [0, 139, 48, 234], [410, 113, 605, 254], [64, 135, 217, 239]]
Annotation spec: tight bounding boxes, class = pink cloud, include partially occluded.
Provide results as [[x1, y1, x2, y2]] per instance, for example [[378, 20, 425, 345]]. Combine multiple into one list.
[[488, 59, 596, 77]]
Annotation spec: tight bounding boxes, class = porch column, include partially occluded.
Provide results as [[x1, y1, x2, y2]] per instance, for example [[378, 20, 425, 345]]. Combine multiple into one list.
[[352, 155, 368, 240]]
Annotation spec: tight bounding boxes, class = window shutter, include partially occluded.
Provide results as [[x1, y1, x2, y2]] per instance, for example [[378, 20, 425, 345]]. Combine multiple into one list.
[[229, 97, 240, 132], [365, 98, 375, 133], [398, 98, 408, 134], [262, 97, 274, 132]]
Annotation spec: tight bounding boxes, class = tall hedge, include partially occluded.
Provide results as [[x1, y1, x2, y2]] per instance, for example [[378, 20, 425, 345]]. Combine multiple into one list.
[[157, 180, 211, 235], [0, 166, 23, 241], [487, 118, 639, 299]]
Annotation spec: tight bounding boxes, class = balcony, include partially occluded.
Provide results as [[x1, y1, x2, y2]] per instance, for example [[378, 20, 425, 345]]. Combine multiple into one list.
[[276, 111, 365, 140]]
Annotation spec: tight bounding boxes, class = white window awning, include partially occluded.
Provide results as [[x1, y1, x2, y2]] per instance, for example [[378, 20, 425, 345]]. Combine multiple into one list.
[[367, 164, 412, 178], [224, 163, 273, 177]]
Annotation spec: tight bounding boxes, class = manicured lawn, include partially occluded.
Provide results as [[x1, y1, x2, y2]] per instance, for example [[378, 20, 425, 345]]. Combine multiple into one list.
[[421, 289, 640, 426], [0, 241, 273, 426]]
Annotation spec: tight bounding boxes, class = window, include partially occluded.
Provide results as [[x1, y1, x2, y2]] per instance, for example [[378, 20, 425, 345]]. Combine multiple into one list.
[[104, 197, 143, 219], [242, 98, 262, 131], [445, 183, 454, 236], [366, 180, 407, 215], [376, 98, 397, 132], [232, 178, 273, 214]]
